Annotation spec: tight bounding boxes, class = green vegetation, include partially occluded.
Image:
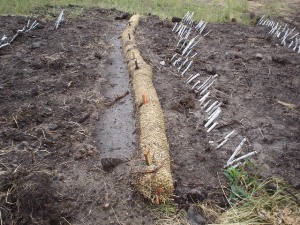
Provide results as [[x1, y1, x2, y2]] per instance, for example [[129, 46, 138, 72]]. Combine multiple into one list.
[[217, 164, 300, 224], [0, 0, 250, 23], [263, 0, 289, 18]]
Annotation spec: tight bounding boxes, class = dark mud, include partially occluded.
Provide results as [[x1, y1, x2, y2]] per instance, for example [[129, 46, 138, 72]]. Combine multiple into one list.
[[94, 21, 137, 171], [1, 5, 300, 225], [136, 15, 300, 205], [0, 7, 154, 225]]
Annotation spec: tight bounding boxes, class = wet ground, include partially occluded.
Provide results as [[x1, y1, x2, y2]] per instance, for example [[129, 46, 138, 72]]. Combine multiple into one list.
[[0, 7, 156, 225], [0, 5, 299, 225], [136, 15, 300, 204]]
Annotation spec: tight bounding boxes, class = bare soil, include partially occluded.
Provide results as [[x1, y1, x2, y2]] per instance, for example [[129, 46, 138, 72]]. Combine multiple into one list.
[[135, 14, 300, 208], [0, 6, 157, 225], [0, 4, 299, 225]]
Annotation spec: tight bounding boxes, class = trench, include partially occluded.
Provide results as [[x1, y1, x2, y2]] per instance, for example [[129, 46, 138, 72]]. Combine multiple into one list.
[[95, 21, 136, 171]]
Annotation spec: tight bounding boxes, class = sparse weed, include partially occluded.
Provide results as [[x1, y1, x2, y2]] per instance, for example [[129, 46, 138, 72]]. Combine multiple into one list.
[[218, 163, 300, 224]]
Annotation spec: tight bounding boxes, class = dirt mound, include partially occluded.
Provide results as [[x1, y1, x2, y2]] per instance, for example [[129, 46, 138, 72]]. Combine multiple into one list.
[[1, 169, 75, 224]]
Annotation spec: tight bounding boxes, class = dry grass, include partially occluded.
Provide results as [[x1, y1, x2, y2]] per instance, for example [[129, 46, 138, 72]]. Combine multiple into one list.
[[198, 165, 300, 225]]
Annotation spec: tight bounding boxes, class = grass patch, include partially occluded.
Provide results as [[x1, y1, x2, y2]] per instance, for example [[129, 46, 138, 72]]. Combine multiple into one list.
[[263, 0, 289, 18], [215, 163, 300, 224], [0, 0, 250, 23], [149, 203, 189, 225]]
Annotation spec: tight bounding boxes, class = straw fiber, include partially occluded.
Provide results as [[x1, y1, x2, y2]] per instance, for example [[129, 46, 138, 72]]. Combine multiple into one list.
[[121, 15, 174, 203]]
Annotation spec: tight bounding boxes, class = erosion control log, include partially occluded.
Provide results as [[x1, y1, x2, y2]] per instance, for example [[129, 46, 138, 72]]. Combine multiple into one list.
[[122, 15, 174, 203]]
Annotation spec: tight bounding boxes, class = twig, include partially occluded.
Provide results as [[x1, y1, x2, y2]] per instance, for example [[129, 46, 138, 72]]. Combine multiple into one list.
[[0, 209, 2, 225], [68, 121, 89, 136], [133, 163, 164, 175], [258, 127, 264, 138], [217, 172, 238, 219], [29, 148, 36, 164], [103, 91, 129, 106], [59, 107, 75, 115], [12, 114, 19, 129], [13, 164, 22, 174], [110, 206, 121, 225], [61, 217, 72, 225]]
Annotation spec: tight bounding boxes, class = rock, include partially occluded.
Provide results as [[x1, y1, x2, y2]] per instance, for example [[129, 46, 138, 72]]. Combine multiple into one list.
[[186, 189, 208, 202], [101, 157, 123, 172], [272, 55, 291, 65], [35, 23, 45, 29], [94, 52, 102, 60], [225, 50, 244, 59], [30, 88, 39, 96], [86, 144, 99, 156], [179, 94, 195, 109], [115, 13, 130, 20], [255, 53, 263, 60], [78, 112, 90, 123], [29, 42, 42, 49], [74, 149, 86, 160], [103, 202, 110, 210], [159, 61, 165, 66], [172, 17, 182, 23], [290, 178, 300, 189], [30, 62, 43, 70], [205, 64, 216, 74], [48, 123, 59, 130], [187, 205, 206, 225], [74, 151, 84, 160]]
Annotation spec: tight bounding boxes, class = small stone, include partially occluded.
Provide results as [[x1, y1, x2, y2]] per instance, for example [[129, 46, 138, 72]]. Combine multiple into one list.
[[115, 13, 130, 20], [101, 158, 123, 172], [187, 205, 206, 225], [187, 189, 208, 202], [255, 53, 263, 60], [205, 64, 216, 74], [172, 17, 182, 23], [94, 52, 102, 60], [30, 88, 39, 96], [35, 23, 45, 29], [290, 178, 300, 189], [74, 149, 85, 160], [29, 42, 42, 49], [48, 123, 59, 130], [159, 61, 165, 66], [103, 203, 110, 209], [272, 55, 291, 65], [78, 112, 90, 123], [30, 62, 43, 70]]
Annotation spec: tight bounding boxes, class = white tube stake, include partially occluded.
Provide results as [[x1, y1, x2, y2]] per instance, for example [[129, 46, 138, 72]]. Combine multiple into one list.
[[202, 100, 211, 110], [207, 122, 218, 133], [187, 73, 200, 84], [226, 151, 257, 168], [217, 138, 229, 149], [205, 101, 219, 113], [172, 22, 178, 32], [205, 109, 221, 128], [227, 138, 247, 164], [181, 60, 193, 76], [199, 92, 210, 105], [191, 80, 201, 89]]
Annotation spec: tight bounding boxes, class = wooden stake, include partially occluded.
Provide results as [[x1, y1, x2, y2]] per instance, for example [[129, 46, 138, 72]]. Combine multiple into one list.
[[144, 149, 152, 166]]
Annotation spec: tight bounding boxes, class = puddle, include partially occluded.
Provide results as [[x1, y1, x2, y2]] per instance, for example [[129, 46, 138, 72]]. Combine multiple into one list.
[[95, 22, 136, 170]]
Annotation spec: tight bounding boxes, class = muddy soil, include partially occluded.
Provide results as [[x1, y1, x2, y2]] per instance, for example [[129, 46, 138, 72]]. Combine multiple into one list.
[[136, 15, 300, 204], [1, 4, 299, 225], [0, 7, 158, 225]]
